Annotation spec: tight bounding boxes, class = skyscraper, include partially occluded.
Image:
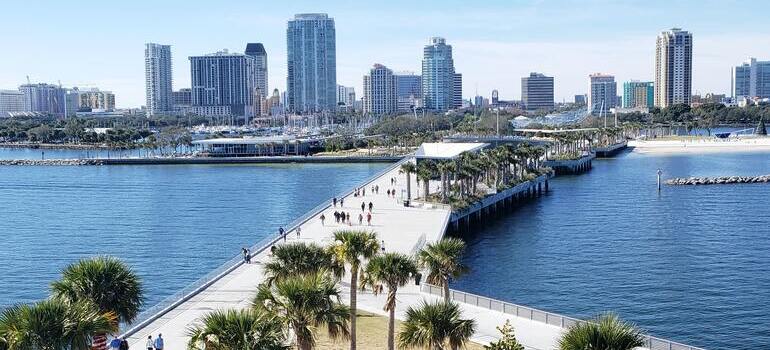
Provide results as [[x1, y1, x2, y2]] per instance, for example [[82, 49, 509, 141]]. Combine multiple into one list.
[[394, 72, 421, 112], [655, 28, 692, 108], [286, 13, 337, 113], [453, 73, 463, 109], [336, 85, 356, 108], [521, 73, 554, 111], [422, 37, 460, 112], [18, 83, 67, 116], [734, 58, 770, 99], [623, 81, 654, 108], [189, 50, 257, 119], [145, 43, 173, 115], [245, 43, 268, 96], [0, 90, 25, 117], [363, 64, 397, 115], [588, 73, 617, 115]]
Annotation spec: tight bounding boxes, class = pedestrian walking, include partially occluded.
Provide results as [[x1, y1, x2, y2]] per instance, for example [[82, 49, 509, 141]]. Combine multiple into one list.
[[320, 214, 326, 226], [367, 212, 372, 226], [361, 202, 366, 212], [340, 198, 344, 207], [387, 189, 391, 197], [145, 335, 153, 350], [334, 211, 339, 223], [154, 334, 164, 350], [296, 226, 301, 238], [358, 213, 363, 225], [346, 212, 351, 225], [375, 185, 379, 193], [368, 202, 373, 212], [381, 240, 386, 253], [110, 338, 122, 350], [333, 197, 337, 207], [242, 248, 249, 263], [119, 338, 129, 350], [363, 187, 366, 196], [279, 227, 285, 242], [245, 248, 251, 264]]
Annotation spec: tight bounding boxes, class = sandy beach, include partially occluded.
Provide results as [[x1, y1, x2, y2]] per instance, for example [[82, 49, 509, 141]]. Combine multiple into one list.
[[628, 137, 770, 154]]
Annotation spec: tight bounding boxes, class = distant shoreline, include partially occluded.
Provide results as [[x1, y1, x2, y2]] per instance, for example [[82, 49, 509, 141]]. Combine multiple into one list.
[[629, 137, 770, 154], [0, 142, 123, 150]]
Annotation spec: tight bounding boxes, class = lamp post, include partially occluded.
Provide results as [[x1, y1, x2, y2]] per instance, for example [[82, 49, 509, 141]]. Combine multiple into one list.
[[657, 169, 663, 192]]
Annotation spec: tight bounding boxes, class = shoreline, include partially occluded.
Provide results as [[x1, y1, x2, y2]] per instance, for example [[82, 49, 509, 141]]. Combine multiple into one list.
[[628, 138, 770, 154]]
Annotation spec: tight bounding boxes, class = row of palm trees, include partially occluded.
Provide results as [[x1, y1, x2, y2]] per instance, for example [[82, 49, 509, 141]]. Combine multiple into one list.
[[187, 231, 474, 350], [0, 256, 143, 350], [400, 144, 549, 206]]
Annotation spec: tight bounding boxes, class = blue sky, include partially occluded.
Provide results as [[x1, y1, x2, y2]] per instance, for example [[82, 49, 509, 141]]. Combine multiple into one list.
[[2, 0, 769, 108]]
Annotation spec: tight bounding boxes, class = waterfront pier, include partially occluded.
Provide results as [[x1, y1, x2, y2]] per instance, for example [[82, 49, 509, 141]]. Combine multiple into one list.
[[544, 153, 595, 175], [121, 149, 703, 350]]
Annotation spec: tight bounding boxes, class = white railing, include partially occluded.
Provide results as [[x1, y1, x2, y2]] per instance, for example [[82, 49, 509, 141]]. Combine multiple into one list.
[[120, 156, 410, 338], [420, 284, 705, 350]]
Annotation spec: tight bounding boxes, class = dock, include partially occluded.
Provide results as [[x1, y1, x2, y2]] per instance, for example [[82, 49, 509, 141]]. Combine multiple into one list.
[[120, 153, 703, 350]]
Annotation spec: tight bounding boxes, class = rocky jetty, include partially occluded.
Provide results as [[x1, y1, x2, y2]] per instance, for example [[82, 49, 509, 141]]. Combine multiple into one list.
[[666, 175, 770, 185], [0, 159, 104, 166]]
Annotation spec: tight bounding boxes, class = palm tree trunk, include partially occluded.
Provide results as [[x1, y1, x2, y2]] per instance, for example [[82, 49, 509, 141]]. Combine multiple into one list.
[[350, 268, 358, 350], [387, 305, 396, 350], [92, 333, 108, 350], [443, 277, 450, 302], [406, 173, 412, 200]]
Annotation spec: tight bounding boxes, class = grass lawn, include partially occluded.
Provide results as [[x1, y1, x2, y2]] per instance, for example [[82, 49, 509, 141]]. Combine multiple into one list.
[[315, 311, 486, 350]]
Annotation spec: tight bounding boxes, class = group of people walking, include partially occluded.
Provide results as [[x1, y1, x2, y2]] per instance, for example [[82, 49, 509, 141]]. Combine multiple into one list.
[[111, 334, 164, 350]]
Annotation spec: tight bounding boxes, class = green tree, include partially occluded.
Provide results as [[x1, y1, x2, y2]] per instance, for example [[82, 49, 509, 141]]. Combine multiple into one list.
[[0, 299, 116, 350], [400, 162, 417, 201], [186, 309, 289, 350], [558, 313, 644, 350], [398, 301, 476, 350], [360, 253, 418, 350], [51, 256, 143, 350], [329, 230, 380, 350], [264, 242, 343, 286], [253, 271, 350, 350], [484, 320, 524, 350], [418, 238, 468, 302]]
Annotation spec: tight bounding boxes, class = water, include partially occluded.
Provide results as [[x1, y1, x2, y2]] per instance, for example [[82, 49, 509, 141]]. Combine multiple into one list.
[[454, 150, 770, 350], [0, 159, 386, 310]]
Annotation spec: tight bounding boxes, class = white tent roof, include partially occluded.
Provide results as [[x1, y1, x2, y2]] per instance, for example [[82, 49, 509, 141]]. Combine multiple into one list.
[[415, 142, 488, 160]]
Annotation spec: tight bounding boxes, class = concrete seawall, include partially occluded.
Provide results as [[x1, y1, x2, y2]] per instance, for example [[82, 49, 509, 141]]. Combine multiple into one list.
[[0, 156, 401, 166]]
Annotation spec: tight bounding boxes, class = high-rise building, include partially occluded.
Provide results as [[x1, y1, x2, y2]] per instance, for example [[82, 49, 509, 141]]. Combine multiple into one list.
[[394, 72, 421, 112], [18, 83, 67, 116], [68, 87, 116, 111], [286, 13, 337, 113], [422, 37, 460, 112], [588, 73, 617, 115], [336, 85, 356, 109], [734, 58, 770, 99], [574, 94, 587, 105], [245, 43, 268, 97], [623, 81, 654, 108], [145, 43, 173, 115], [189, 50, 257, 119], [491, 90, 499, 105], [655, 28, 692, 108], [521, 72, 554, 111], [172, 88, 192, 110], [363, 64, 397, 115], [0, 90, 25, 117]]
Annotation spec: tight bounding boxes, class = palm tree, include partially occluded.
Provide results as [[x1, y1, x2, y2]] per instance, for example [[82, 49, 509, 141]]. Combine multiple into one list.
[[360, 253, 418, 350], [416, 160, 435, 200], [398, 300, 476, 350], [264, 242, 343, 285], [400, 162, 417, 201], [186, 309, 288, 350], [558, 313, 644, 350], [51, 256, 143, 350], [418, 238, 468, 302], [436, 161, 455, 202], [253, 271, 350, 350], [329, 230, 380, 350], [0, 299, 116, 350]]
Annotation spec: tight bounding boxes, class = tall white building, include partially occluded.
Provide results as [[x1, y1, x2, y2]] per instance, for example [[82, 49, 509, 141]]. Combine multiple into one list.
[[363, 64, 397, 115], [422, 37, 461, 112], [0, 90, 25, 117], [286, 13, 337, 113], [18, 83, 67, 117], [145, 43, 173, 115], [336, 85, 356, 109], [655, 28, 692, 108], [588, 73, 617, 115]]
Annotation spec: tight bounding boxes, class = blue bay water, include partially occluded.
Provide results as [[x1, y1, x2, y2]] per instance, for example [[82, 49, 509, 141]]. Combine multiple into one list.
[[453, 151, 770, 350], [0, 160, 386, 309]]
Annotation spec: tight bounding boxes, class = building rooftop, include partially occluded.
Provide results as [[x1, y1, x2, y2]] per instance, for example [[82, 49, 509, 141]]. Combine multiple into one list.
[[192, 136, 299, 145], [415, 142, 488, 160]]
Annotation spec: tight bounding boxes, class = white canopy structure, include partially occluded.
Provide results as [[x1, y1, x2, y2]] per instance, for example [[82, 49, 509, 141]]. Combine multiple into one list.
[[414, 142, 488, 160]]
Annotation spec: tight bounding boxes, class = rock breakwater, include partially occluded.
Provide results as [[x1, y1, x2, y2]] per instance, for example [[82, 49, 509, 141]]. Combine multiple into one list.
[[666, 175, 770, 185], [0, 159, 104, 166]]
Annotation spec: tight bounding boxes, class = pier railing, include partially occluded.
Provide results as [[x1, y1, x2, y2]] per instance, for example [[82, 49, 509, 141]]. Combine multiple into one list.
[[120, 156, 411, 338], [420, 284, 705, 350]]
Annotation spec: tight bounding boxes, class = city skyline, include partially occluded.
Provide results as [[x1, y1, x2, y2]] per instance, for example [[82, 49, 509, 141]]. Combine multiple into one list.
[[2, 0, 770, 108]]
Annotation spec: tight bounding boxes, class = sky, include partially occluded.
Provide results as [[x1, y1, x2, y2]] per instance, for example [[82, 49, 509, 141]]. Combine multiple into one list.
[[1, 0, 769, 108]]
